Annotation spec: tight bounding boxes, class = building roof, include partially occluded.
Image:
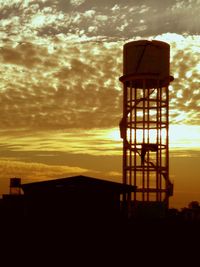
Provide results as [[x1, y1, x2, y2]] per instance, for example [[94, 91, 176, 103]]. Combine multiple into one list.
[[21, 175, 136, 195]]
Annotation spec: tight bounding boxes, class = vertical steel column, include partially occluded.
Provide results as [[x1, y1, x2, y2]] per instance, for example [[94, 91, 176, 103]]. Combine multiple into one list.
[[142, 80, 145, 201], [134, 85, 137, 202], [165, 83, 170, 205], [147, 86, 150, 202], [129, 83, 133, 190]]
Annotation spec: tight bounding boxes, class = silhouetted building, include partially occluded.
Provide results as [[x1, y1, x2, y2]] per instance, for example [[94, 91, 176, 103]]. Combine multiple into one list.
[[181, 201, 200, 222], [0, 194, 25, 221], [0, 178, 24, 221], [21, 175, 136, 225]]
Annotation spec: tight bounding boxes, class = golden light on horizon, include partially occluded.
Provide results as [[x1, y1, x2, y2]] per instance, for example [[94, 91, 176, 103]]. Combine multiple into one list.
[[106, 124, 200, 151], [169, 124, 200, 150], [107, 129, 121, 142]]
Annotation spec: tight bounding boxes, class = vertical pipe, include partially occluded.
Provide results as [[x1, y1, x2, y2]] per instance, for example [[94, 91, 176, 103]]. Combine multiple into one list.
[[123, 82, 127, 205], [157, 85, 162, 201], [147, 86, 150, 201], [156, 82, 159, 201], [166, 84, 169, 206], [159, 86, 163, 201], [142, 79, 145, 201], [159, 87, 163, 201], [123, 83, 127, 185], [134, 85, 137, 202], [130, 83, 133, 189], [159, 84, 162, 202]]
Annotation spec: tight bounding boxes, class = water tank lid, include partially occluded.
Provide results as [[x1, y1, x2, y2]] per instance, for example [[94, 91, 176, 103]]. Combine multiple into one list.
[[10, 177, 21, 187], [124, 40, 170, 49]]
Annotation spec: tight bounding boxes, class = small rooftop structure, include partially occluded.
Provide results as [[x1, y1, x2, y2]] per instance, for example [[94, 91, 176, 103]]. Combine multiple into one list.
[[10, 177, 21, 195]]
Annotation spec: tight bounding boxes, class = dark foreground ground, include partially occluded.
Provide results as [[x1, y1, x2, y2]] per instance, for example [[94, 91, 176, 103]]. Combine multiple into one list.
[[1, 216, 200, 266]]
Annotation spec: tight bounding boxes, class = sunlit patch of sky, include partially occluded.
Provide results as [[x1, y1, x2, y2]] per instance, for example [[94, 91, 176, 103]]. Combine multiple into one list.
[[0, 124, 199, 159]]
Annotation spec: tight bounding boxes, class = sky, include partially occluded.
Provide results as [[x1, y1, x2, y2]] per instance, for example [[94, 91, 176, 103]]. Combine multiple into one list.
[[0, 0, 200, 209]]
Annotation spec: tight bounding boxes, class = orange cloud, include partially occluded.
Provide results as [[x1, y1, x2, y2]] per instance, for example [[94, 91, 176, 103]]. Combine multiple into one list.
[[0, 34, 200, 133], [1, 42, 45, 68], [0, 159, 89, 194]]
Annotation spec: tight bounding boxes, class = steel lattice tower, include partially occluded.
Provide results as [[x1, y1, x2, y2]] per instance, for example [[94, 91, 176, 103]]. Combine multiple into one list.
[[119, 40, 174, 216]]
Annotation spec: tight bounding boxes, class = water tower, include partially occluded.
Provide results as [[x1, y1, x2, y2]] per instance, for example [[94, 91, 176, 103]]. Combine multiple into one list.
[[10, 177, 21, 195], [119, 40, 174, 217]]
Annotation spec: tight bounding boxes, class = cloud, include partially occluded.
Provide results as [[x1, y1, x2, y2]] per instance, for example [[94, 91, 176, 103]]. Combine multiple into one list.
[[0, 159, 88, 179], [0, 42, 45, 67], [70, 0, 86, 7], [0, 33, 199, 133], [161, 34, 200, 125], [0, 156, 122, 195], [1, 0, 200, 46], [0, 39, 123, 131], [0, 159, 89, 194], [0, 128, 122, 156]]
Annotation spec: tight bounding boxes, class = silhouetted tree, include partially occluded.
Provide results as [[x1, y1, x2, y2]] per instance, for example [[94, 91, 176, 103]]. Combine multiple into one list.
[[188, 201, 199, 209]]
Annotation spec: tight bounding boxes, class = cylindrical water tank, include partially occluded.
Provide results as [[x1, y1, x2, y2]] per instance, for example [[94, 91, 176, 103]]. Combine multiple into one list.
[[10, 177, 21, 195], [123, 40, 170, 79]]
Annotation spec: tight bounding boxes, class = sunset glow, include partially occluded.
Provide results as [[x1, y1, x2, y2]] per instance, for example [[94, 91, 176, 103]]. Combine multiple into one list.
[[106, 124, 200, 151], [0, 0, 199, 208]]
